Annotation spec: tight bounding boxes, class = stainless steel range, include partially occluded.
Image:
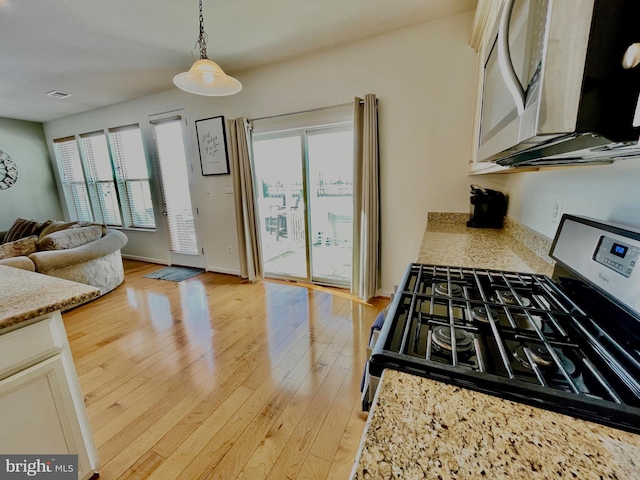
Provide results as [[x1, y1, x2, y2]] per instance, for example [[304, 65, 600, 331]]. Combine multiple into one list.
[[363, 215, 640, 434]]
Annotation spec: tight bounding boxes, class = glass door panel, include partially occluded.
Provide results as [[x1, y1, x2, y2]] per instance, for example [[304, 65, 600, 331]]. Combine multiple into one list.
[[253, 135, 308, 279], [151, 116, 203, 268], [307, 128, 353, 286]]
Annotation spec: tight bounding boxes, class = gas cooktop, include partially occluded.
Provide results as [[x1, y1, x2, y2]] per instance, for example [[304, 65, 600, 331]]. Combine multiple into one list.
[[367, 216, 640, 434]]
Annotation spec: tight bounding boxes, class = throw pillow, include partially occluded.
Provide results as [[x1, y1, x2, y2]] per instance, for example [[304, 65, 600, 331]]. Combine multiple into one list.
[[3, 218, 40, 243], [38, 220, 78, 240], [38, 225, 103, 251], [72, 221, 107, 237], [35, 219, 53, 237], [0, 235, 38, 259]]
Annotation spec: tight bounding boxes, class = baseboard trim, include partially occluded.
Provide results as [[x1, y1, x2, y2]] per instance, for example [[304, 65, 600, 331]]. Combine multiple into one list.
[[376, 289, 393, 298], [206, 266, 241, 276], [122, 255, 169, 265]]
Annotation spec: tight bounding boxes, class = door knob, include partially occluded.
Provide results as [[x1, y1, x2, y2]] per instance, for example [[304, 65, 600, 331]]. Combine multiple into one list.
[[622, 43, 640, 69]]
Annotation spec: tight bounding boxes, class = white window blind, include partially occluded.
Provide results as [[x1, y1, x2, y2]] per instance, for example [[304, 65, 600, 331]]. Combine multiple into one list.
[[53, 137, 94, 222], [151, 117, 198, 255], [79, 131, 122, 226], [108, 125, 156, 229]]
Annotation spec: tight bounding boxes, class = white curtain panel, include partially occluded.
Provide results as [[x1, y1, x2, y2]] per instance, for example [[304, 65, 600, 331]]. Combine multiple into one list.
[[228, 118, 262, 281], [351, 94, 380, 301]]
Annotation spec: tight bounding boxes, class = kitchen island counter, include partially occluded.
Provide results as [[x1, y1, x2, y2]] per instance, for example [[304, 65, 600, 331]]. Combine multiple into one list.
[[0, 265, 99, 332], [352, 369, 640, 479], [0, 265, 101, 479]]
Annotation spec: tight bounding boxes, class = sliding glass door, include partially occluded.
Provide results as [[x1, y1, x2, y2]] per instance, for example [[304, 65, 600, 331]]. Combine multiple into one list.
[[307, 127, 353, 285], [252, 134, 307, 278], [252, 125, 353, 286]]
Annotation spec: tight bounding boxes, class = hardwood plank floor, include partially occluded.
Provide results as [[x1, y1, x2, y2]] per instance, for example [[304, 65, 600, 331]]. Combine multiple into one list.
[[63, 260, 388, 479]]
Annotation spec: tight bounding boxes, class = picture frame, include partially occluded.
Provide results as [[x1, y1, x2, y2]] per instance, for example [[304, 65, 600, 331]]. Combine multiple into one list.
[[195, 115, 230, 175]]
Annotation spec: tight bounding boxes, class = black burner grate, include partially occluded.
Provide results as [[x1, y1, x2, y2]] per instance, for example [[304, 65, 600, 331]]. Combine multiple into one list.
[[370, 263, 640, 433]]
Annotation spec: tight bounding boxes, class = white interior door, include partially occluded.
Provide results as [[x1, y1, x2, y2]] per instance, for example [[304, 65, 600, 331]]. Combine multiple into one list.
[[150, 111, 205, 268]]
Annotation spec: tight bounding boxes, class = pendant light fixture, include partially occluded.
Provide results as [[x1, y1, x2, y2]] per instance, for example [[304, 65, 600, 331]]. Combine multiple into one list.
[[173, 0, 242, 96]]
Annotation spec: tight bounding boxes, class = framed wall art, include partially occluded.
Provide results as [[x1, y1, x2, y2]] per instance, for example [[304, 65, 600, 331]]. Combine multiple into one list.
[[195, 115, 230, 176], [0, 149, 18, 190]]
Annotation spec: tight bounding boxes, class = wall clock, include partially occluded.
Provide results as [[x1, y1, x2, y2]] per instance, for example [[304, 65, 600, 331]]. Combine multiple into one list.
[[0, 149, 18, 190]]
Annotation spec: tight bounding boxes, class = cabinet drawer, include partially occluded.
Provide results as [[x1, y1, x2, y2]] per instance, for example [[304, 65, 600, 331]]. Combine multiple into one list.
[[0, 314, 64, 380]]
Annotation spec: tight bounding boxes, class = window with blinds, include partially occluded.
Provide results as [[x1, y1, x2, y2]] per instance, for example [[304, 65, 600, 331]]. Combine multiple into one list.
[[52, 137, 94, 222], [108, 125, 156, 229], [79, 131, 122, 226], [151, 117, 198, 254], [53, 124, 156, 230]]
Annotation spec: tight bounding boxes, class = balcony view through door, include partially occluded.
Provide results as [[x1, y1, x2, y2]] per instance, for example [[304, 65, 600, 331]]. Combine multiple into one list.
[[253, 126, 353, 286]]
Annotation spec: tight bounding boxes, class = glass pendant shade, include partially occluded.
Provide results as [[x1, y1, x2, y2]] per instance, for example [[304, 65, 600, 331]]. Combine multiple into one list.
[[173, 59, 242, 96]]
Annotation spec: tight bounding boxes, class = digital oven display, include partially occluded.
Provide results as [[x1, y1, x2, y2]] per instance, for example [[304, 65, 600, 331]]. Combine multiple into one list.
[[610, 243, 628, 258]]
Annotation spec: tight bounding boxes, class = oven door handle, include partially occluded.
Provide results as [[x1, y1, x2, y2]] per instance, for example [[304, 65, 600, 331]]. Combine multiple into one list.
[[497, 0, 526, 115]]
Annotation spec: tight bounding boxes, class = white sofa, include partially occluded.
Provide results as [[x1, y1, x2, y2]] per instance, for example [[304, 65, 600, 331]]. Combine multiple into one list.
[[0, 228, 128, 296]]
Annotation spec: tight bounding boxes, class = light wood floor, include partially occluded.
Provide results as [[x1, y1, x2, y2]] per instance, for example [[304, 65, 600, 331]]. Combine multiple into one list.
[[62, 260, 388, 480]]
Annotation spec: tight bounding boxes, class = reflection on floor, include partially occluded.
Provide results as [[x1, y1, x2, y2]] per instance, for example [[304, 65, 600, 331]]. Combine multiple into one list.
[[62, 259, 388, 479], [265, 243, 352, 284]]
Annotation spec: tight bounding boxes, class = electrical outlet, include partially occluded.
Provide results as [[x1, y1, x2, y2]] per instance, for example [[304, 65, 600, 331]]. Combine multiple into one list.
[[225, 188, 234, 197], [551, 199, 563, 224], [204, 189, 212, 197], [227, 245, 232, 254]]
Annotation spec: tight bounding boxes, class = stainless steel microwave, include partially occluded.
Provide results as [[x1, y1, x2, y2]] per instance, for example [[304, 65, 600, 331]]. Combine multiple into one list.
[[478, 0, 640, 167]]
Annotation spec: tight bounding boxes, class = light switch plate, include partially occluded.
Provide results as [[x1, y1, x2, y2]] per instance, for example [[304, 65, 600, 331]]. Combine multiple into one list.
[[551, 199, 563, 224]]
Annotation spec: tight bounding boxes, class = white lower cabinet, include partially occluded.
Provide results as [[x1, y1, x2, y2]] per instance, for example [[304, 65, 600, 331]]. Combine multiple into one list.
[[0, 313, 99, 480]]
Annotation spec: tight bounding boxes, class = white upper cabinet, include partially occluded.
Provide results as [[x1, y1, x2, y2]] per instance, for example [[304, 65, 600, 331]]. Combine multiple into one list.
[[470, 0, 505, 53]]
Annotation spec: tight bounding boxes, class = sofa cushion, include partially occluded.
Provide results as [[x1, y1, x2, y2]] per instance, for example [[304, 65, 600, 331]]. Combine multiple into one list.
[[38, 225, 103, 251], [0, 235, 38, 259], [38, 220, 78, 240], [0, 255, 36, 271], [3, 218, 40, 243]]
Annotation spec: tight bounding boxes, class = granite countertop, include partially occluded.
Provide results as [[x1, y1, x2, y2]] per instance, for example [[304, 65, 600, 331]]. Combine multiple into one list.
[[416, 213, 554, 276], [0, 265, 100, 331], [352, 213, 640, 479], [352, 370, 640, 479]]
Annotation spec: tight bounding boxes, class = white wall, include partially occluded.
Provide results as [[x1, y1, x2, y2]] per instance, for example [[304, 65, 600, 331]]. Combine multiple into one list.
[[0, 117, 62, 230], [476, 158, 640, 240], [44, 11, 478, 292]]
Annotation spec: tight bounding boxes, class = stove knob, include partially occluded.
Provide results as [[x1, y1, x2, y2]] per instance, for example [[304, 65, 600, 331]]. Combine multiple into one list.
[[622, 43, 640, 69]]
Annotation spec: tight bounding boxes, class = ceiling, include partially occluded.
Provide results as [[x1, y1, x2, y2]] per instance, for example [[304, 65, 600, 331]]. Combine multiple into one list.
[[0, 0, 477, 123]]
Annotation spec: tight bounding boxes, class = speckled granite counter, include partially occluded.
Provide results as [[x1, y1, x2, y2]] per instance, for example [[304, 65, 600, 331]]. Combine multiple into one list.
[[352, 370, 640, 479], [0, 265, 99, 331], [417, 213, 554, 276], [351, 214, 640, 478]]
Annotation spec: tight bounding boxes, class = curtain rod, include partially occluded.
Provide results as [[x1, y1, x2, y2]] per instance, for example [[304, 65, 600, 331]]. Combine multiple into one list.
[[250, 100, 368, 122]]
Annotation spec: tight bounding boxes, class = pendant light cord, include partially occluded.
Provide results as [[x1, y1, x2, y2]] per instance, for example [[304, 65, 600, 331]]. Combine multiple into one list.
[[196, 0, 209, 60]]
